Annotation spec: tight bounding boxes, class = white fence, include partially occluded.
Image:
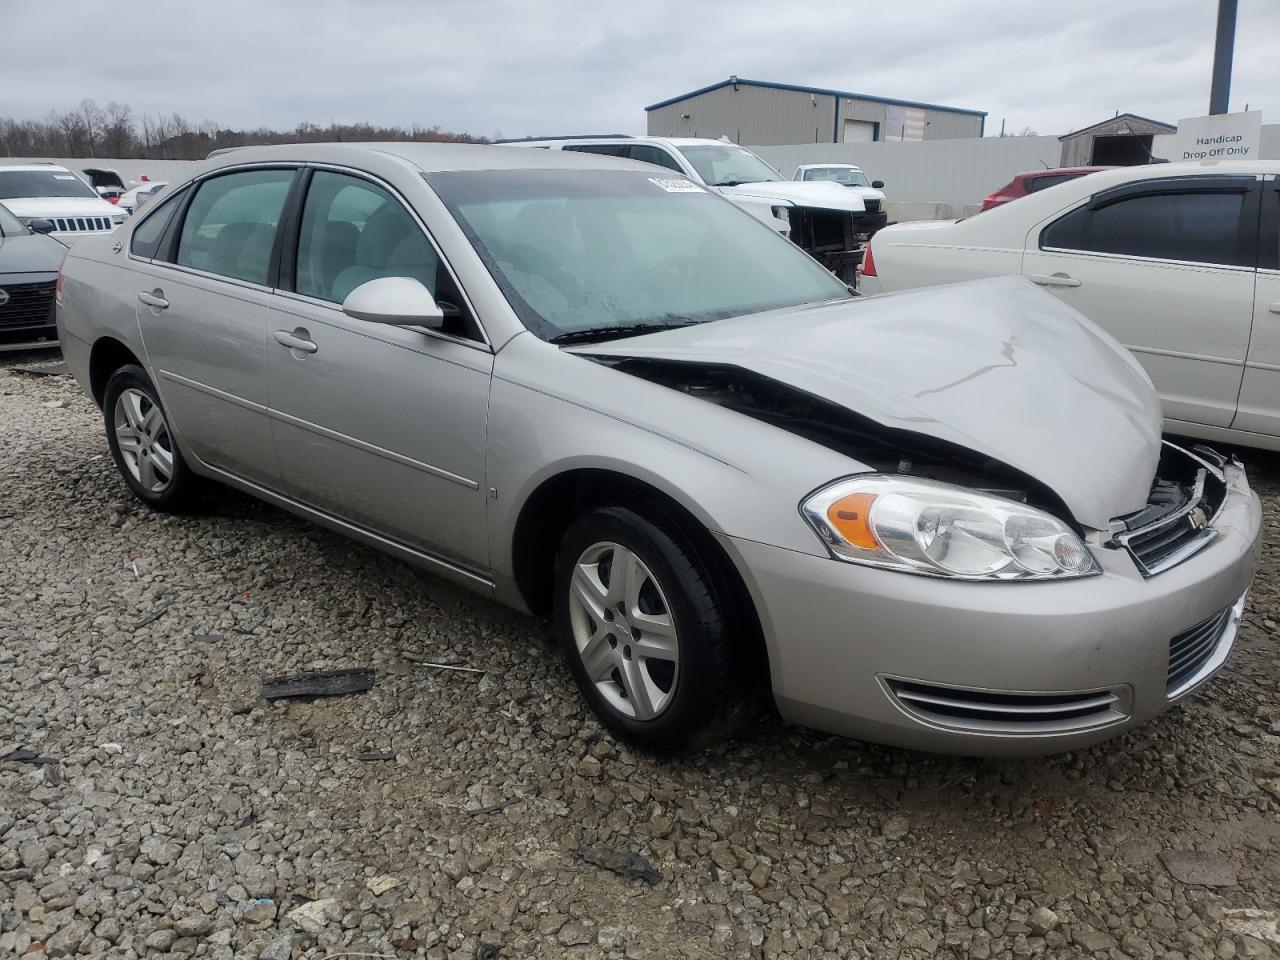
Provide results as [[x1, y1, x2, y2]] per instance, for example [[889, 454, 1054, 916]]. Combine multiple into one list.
[[753, 125, 1280, 213], [0, 157, 200, 186], [752, 136, 1062, 211]]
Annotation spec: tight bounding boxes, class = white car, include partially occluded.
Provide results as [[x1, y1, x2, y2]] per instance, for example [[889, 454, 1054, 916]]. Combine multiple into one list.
[[0, 165, 126, 242], [859, 161, 1280, 450], [505, 136, 880, 282], [118, 181, 169, 216], [793, 164, 887, 233]]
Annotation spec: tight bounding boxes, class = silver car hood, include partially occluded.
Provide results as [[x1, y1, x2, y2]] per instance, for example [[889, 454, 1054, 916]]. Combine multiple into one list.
[[578, 276, 1163, 529]]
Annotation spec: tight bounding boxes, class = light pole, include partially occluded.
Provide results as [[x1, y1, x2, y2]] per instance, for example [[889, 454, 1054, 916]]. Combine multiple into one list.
[[1209, 0, 1237, 115]]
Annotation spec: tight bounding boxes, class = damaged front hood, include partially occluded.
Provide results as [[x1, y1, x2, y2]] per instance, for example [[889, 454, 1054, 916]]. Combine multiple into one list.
[[717, 179, 866, 213], [577, 276, 1163, 529]]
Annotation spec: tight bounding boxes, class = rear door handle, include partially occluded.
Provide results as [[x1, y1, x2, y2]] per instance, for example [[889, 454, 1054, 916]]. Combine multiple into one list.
[[1269, 302, 1280, 315], [137, 289, 169, 309], [273, 328, 318, 354], [1029, 273, 1081, 288]]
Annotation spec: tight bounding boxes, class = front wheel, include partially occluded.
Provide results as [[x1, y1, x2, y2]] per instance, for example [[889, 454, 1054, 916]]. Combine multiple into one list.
[[102, 364, 201, 511], [553, 505, 753, 752]]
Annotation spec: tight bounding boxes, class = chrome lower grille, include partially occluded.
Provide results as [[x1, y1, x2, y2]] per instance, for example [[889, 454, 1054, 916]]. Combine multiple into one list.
[[1167, 595, 1243, 698], [51, 215, 113, 233], [883, 678, 1127, 736]]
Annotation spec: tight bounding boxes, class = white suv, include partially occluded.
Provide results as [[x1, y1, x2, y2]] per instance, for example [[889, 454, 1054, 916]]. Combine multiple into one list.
[[0, 164, 126, 242], [505, 136, 876, 282]]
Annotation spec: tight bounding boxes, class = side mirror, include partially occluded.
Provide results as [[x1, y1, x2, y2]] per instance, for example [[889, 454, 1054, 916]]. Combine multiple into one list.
[[29, 219, 56, 235], [342, 276, 443, 329], [871, 180, 885, 189]]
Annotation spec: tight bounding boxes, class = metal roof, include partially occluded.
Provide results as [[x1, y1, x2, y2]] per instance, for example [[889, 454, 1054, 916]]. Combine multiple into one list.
[[1057, 113, 1176, 141], [644, 78, 987, 118]]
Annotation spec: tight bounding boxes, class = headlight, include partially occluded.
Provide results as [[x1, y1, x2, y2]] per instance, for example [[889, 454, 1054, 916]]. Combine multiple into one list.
[[770, 204, 790, 228], [112, 214, 127, 225], [801, 475, 1099, 581]]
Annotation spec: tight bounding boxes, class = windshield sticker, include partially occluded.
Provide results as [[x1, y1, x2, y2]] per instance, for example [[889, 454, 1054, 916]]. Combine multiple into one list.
[[54, 174, 78, 180], [648, 177, 703, 194]]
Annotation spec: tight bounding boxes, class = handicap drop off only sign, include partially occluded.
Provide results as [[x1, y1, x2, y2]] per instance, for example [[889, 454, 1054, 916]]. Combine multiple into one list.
[[1155, 111, 1262, 162]]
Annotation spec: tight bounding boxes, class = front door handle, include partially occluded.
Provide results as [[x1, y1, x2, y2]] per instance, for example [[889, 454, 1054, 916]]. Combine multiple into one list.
[[1029, 273, 1081, 288], [273, 328, 318, 355], [1269, 302, 1280, 315], [137, 289, 169, 309]]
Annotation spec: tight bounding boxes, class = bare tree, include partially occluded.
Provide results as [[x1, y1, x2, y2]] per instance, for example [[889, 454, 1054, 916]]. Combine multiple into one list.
[[78, 99, 105, 157], [102, 102, 135, 157]]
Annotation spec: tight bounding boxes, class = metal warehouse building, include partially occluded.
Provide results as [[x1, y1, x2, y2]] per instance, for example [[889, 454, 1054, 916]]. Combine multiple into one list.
[[646, 77, 986, 146]]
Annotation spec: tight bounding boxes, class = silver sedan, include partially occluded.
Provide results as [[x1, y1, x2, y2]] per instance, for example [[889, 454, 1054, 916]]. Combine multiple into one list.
[[56, 143, 1260, 755]]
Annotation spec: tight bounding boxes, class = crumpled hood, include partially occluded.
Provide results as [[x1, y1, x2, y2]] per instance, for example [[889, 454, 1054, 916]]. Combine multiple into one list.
[[3, 196, 121, 219], [0, 230, 66, 273], [578, 276, 1163, 529], [717, 179, 866, 213]]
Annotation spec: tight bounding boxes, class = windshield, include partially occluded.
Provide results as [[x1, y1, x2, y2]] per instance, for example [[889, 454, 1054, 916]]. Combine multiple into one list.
[[0, 202, 30, 236], [803, 166, 871, 187], [427, 169, 851, 342], [676, 145, 782, 186], [0, 170, 98, 200]]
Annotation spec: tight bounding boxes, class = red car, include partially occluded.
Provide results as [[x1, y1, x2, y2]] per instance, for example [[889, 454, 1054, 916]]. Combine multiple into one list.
[[980, 167, 1109, 211]]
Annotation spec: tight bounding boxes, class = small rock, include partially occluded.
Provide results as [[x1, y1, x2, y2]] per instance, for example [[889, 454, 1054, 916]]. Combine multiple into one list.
[[174, 915, 214, 937], [260, 934, 294, 960], [144, 929, 177, 951], [1160, 850, 1238, 887], [366, 875, 401, 896], [287, 897, 337, 937], [558, 922, 594, 945], [243, 899, 277, 923], [881, 816, 910, 840], [1071, 925, 1117, 953], [1029, 906, 1059, 935]]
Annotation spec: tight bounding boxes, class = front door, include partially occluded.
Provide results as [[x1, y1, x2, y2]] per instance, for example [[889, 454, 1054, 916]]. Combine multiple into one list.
[[1023, 175, 1261, 429], [1234, 179, 1280, 436], [265, 169, 493, 569], [133, 167, 296, 490]]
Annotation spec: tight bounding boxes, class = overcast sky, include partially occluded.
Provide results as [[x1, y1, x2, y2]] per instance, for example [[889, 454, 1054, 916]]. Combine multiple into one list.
[[3, 0, 1278, 139]]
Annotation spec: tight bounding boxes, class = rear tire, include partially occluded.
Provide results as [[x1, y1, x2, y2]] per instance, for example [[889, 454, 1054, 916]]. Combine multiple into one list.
[[553, 505, 753, 752], [102, 364, 201, 512]]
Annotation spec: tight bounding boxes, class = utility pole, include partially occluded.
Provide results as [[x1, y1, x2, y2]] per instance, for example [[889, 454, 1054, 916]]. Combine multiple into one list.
[[1209, 0, 1237, 115]]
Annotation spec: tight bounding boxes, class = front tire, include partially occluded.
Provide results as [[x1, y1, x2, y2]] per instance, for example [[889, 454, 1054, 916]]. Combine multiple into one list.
[[554, 505, 752, 752], [102, 364, 200, 511]]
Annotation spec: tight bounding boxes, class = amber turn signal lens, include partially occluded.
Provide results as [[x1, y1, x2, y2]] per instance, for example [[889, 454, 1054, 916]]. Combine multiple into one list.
[[826, 492, 880, 550]]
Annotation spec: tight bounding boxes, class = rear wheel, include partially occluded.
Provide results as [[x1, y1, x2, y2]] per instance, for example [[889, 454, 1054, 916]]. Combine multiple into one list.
[[554, 505, 752, 752], [103, 364, 201, 511]]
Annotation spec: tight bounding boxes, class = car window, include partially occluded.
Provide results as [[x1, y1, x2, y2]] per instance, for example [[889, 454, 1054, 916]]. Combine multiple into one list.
[[130, 187, 188, 259], [1042, 190, 1247, 267], [295, 170, 439, 305], [176, 169, 294, 284], [0, 203, 30, 236], [1024, 174, 1077, 193], [428, 169, 850, 342], [0, 169, 99, 200], [626, 145, 683, 172], [676, 145, 782, 186], [564, 144, 628, 158]]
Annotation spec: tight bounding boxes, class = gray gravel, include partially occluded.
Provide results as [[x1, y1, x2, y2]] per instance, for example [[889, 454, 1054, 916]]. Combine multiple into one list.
[[1, 350, 1278, 960]]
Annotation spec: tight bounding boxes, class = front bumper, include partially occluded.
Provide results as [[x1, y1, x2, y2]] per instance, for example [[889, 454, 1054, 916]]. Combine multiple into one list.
[[719, 464, 1260, 755], [851, 210, 888, 234]]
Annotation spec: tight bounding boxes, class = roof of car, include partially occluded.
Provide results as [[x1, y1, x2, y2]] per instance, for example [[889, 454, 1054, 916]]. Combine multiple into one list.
[[197, 141, 677, 176], [795, 163, 864, 170], [0, 164, 74, 173]]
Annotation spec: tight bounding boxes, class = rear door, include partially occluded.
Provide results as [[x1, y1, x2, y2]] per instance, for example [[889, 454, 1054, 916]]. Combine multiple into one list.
[[1022, 175, 1261, 428], [132, 166, 297, 490], [264, 167, 493, 570], [1234, 178, 1280, 436]]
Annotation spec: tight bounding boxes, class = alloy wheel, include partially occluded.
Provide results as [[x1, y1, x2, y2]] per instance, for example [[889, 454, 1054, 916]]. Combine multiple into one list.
[[113, 387, 175, 494], [567, 541, 680, 720]]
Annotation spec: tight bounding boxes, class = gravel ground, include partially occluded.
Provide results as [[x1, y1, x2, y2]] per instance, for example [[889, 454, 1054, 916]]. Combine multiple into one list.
[[1, 349, 1278, 960]]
